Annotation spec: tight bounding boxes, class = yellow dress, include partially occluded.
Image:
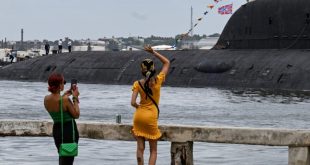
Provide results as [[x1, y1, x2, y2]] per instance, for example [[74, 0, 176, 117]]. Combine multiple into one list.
[[131, 72, 165, 140]]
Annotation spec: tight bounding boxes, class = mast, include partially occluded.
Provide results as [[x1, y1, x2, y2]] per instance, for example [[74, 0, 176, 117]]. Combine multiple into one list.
[[190, 6, 193, 36]]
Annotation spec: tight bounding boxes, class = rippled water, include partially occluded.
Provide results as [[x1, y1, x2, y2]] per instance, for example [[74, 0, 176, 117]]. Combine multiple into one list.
[[1, 80, 309, 164]]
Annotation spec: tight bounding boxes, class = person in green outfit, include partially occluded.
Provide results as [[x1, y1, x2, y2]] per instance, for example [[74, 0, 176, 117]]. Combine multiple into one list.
[[44, 73, 80, 165]]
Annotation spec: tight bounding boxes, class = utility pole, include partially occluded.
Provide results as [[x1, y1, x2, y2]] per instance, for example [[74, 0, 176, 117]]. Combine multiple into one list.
[[190, 6, 194, 37], [20, 28, 24, 50], [4, 37, 7, 49]]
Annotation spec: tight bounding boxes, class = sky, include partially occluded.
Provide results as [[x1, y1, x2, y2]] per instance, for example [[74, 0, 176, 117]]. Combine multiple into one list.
[[0, 0, 246, 41]]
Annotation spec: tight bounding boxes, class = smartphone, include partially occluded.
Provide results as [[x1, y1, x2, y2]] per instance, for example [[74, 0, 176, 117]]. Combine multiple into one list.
[[71, 79, 78, 91]]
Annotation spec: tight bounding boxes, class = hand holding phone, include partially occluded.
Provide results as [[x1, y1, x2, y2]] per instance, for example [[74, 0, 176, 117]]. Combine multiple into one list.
[[70, 79, 80, 103]]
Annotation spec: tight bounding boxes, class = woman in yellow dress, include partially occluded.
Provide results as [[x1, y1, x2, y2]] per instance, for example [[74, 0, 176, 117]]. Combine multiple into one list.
[[131, 45, 170, 165]]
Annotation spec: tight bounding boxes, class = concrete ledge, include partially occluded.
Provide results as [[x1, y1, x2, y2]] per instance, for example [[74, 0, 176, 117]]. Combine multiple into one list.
[[2, 120, 310, 165], [1, 120, 310, 146], [0, 120, 52, 136]]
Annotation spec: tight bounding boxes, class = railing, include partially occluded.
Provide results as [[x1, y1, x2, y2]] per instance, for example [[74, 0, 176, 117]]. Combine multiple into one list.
[[1, 120, 310, 165]]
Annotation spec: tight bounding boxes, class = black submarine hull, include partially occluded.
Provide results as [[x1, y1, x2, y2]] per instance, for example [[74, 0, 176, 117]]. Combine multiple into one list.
[[0, 50, 309, 91], [1, 0, 310, 91]]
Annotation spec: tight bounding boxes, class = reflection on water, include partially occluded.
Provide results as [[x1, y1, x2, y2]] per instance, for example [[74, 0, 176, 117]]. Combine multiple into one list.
[[0, 80, 309, 164], [0, 137, 287, 165]]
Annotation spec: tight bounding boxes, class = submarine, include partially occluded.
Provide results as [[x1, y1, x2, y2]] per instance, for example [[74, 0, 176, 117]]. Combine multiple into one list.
[[1, 0, 310, 91]]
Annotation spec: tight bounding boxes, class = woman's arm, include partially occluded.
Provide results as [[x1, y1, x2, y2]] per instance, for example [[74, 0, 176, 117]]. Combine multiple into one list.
[[64, 95, 80, 119], [131, 90, 139, 108], [64, 87, 80, 119], [144, 45, 170, 75], [43, 96, 48, 111]]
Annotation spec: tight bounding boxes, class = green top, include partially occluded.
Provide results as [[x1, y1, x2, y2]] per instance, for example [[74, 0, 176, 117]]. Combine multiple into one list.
[[49, 111, 73, 123]]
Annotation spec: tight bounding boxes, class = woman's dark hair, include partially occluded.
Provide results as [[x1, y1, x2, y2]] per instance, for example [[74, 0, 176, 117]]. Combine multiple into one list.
[[141, 59, 156, 98], [48, 73, 64, 93]]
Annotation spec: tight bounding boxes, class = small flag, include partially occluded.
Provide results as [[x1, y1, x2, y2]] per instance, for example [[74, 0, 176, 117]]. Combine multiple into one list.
[[194, 23, 198, 27], [218, 4, 233, 15], [204, 11, 208, 15], [197, 17, 203, 21], [207, 5, 214, 9]]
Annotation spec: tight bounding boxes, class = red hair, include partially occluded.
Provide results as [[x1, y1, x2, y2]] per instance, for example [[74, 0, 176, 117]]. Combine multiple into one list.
[[48, 73, 64, 93]]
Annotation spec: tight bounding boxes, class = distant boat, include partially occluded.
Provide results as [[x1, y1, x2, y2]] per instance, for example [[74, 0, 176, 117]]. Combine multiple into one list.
[[124, 45, 176, 51], [151, 45, 176, 50]]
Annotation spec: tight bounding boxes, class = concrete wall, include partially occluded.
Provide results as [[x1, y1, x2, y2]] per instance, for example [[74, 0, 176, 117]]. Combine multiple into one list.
[[2, 120, 310, 146], [2, 120, 310, 165]]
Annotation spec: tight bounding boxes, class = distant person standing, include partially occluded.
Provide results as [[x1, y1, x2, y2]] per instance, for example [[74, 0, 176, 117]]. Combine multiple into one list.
[[9, 53, 14, 63], [87, 40, 91, 51], [68, 40, 72, 53], [58, 39, 63, 54], [9, 48, 16, 63], [45, 42, 50, 55]]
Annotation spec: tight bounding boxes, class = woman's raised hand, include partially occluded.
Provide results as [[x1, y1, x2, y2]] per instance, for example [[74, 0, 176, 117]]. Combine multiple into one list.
[[144, 45, 154, 54]]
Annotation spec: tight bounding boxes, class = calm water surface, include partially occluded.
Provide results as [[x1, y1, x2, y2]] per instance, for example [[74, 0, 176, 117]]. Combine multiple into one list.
[[1, 80, 309, 164]]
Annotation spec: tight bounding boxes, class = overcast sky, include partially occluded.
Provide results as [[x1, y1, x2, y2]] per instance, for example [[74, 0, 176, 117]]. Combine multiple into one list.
[[0, 0, 246, 41]]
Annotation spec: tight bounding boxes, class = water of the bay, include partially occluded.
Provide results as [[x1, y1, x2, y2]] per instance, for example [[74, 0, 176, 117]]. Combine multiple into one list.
[[1, 80, 309, 165]]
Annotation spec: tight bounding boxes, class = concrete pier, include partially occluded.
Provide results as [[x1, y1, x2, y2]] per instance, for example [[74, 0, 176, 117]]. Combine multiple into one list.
[[171, 142, 193, 165], [1, 120, 310, 164]]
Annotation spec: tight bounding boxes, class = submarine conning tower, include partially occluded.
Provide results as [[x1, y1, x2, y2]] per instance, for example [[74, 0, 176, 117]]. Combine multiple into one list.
[[215, 0, 310, 49]]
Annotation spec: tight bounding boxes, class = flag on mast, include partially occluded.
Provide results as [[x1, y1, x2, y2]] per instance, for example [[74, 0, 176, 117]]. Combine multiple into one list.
[[218, 4, 233, 15]]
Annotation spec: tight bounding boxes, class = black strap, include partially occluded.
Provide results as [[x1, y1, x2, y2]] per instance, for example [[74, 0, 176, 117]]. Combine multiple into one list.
[[138, 81, 160, 118]]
